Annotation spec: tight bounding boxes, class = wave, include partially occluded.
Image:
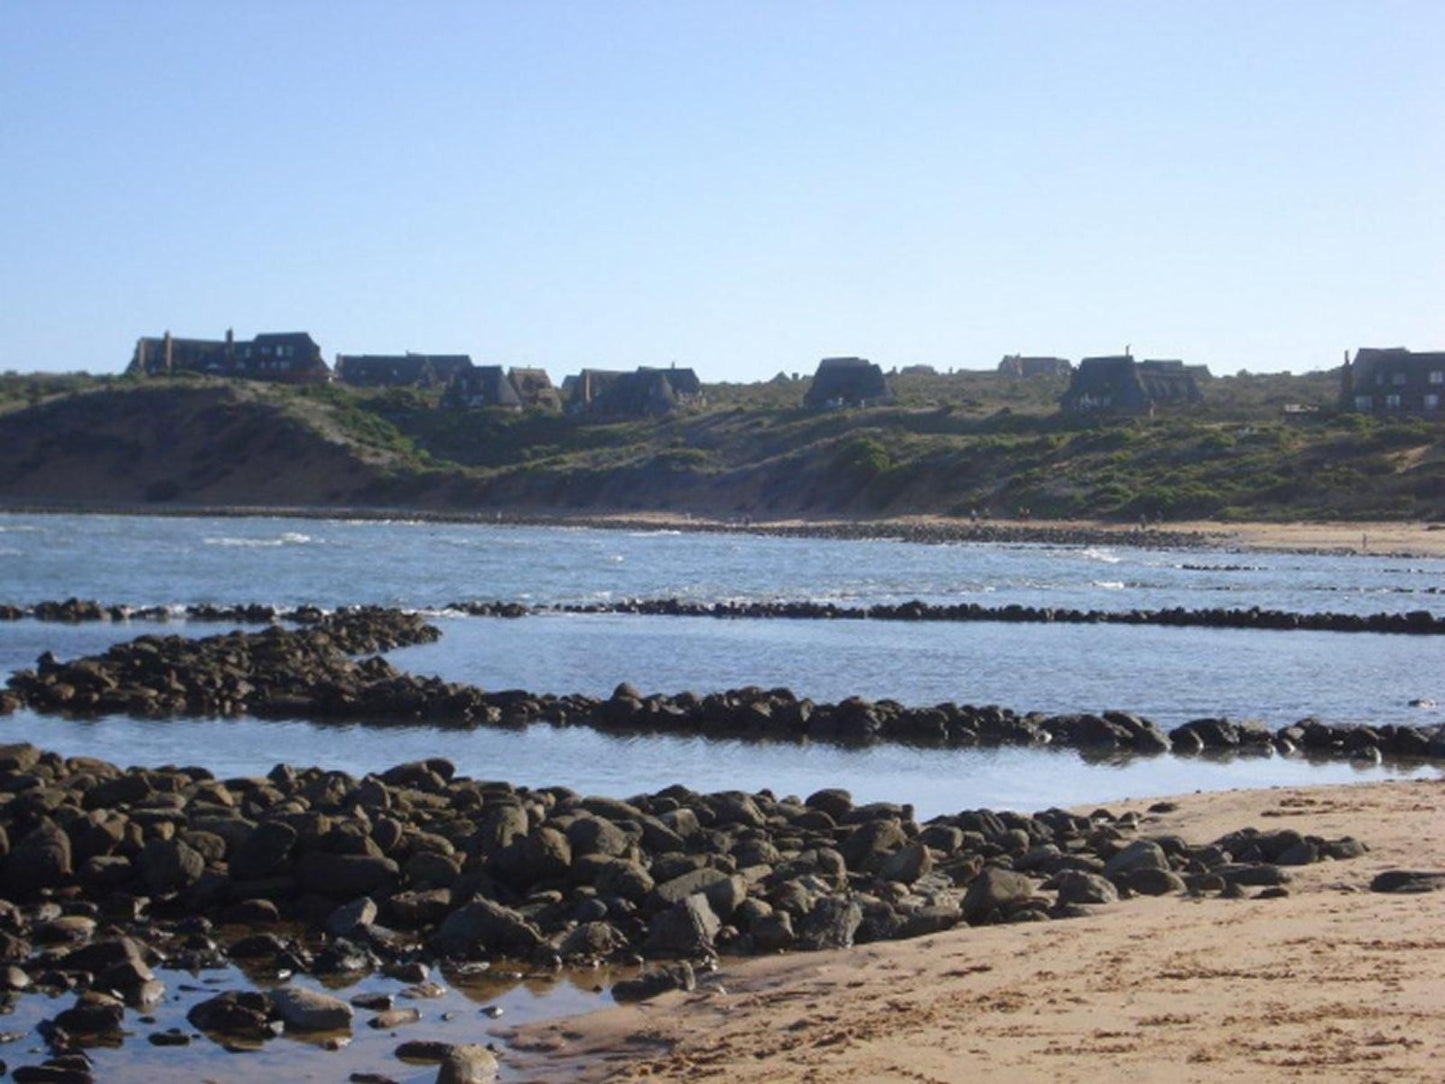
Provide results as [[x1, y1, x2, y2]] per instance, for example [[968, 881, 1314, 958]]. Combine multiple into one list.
[[627, 530, 683, 538], [204, 532, 315, 549], [1078, 547, 1122, 564], [1092, 580, 1127, 590]]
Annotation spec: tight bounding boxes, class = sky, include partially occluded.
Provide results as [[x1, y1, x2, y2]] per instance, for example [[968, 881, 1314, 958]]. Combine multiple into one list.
[[1, 2, 1441, 380]]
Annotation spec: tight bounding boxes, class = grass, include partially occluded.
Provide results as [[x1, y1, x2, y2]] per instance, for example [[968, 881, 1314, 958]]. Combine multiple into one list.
[[3, 365, 1441, 521]]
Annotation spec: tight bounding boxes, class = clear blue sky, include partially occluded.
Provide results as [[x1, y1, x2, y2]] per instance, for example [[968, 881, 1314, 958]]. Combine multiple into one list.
[[2, 2, 1440, 379]]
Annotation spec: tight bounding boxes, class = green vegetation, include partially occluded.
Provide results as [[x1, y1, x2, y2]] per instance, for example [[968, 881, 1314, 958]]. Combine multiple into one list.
[[1, 366, 1440, 521]]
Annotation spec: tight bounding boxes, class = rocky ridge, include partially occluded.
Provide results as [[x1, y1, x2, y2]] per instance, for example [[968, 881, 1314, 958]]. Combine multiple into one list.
[[4, 609, 1442, 762]]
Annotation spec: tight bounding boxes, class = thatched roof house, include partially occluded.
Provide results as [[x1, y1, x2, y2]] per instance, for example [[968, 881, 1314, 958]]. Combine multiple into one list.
[[803, 357, 894, 409], [335, 354, 435, 388], [129, 330, 329, 384], [335, 352, 475, 388], [444, 365, 522, 409], [998, 354, 1073, 379], [507, 367, 562, 411], [564, 366, 704, 416], [1059, 356, 1203, 413], [1343, 347, 1445, 415]]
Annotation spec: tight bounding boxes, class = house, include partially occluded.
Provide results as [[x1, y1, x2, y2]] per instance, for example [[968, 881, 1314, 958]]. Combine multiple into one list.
[[128, 330, 330, 384], [564, 369, 626, 413], [1059, 355, 1203, 413], [998, 354, 1073, 379], [563, 366, 704, 416], [334, 352, 474, 388], [443, 365, 522, 409], [1342, 348, 1445, 416], [803, 357, 894, 409], [507, 367, 562, 411]]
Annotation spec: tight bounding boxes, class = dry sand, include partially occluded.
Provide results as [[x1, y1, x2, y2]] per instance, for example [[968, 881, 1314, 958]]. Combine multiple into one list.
[[502, 778, 1445, 1083]]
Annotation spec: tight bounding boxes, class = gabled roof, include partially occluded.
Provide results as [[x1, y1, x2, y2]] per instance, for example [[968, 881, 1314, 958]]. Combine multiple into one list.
[[803, 357, 894, 408], [447, 364, 521, 407]]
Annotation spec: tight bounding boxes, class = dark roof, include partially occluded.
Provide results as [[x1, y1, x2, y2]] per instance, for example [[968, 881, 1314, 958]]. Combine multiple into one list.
[[507, 367, 561, 409], [589, 369, 680, 416], [425, 355, 474, 381], [1060, 355, 1200, 412], [446, 364, 521, 408], [253, 332, 319, 350], [335, 355, 436, 386], [998, 355, 1072, 378], [803, 357, 894, 408], [639, 366, 703, 396]]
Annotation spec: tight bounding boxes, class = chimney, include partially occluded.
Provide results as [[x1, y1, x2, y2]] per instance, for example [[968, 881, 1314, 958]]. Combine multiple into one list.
[[163, 330, 173, 373]]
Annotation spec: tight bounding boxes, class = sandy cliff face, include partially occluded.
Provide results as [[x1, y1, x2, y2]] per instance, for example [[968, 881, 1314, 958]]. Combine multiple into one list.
[[0, 385, 387, 508]]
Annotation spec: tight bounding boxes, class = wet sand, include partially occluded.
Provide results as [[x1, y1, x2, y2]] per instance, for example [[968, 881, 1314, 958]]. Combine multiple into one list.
[[503, 777, 1445, 1083]]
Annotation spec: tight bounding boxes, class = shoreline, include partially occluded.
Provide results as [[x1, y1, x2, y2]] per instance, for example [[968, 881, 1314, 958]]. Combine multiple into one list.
[[2, 499, 1444, 557], [503, 777, 1445, 1083]]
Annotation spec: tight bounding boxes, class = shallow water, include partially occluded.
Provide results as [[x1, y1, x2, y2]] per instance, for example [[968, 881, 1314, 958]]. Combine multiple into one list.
[[2, 511, 1442, 1080]]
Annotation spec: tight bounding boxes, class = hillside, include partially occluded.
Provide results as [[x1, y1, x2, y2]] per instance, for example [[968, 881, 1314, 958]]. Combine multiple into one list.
[[0, 372, 1441, 521]]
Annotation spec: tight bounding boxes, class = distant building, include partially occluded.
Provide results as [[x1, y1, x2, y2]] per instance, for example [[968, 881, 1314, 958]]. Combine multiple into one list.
[[1059, 355, 1203, 413], [564, 365, 705, 416], [998, 354, 1073, 379], [507, 367, 562, 411], [443, 365, 522, 410], [334, 352, 474, 388], [1342, 348, 1445, 415], [803, 357, 894, 409], [128, 330, 329, 384]]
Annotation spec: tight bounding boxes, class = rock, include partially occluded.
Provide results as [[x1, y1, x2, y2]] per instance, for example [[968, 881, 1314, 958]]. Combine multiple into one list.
[[271, 984, 354, 1031], [137, 838, 205, 894], [221, 898, 280, 924], [369, 1008, 422, 1029], [230, 820, 298, 879], [839, 819, 907, 873], [13, 1062, 95, 1084], [298, 853, 399, 898], [3, 821, 71, 896], [962, 867, 1037, 923], [54, 991, 125, 1034], [1123, 868, 1187, 896], [558, 921, 629, 959], [1370, 869, 1445, 894], [750, 910, 795, 951], [612, 961, 696, 1002], [645, 894, 721, 957], [1102, 839, 1171, 880], [430, 899, 544, 959], [1216, 863, 1291, 887], [877, 842, 933, 885], [187, 991, 278, 1038], [796, 896, 863, 950], [1054, 870, 1119, 905], [326, 897, 379, 938], [435, 1043, 499, 1083]]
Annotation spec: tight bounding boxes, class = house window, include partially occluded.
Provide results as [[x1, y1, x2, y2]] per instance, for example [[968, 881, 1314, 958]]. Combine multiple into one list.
[[1354, 395, 1373, 411], [1375, 373, 1384, 386], [1429, 370, 1444, 385], [1426, 393, 1441, 410], [1392, 372, 1407, 386], [1385, 394, 1402, 409]]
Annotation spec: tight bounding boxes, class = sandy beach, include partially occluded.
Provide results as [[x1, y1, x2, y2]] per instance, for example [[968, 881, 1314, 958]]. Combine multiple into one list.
[[504, 777, 1445, 1083]]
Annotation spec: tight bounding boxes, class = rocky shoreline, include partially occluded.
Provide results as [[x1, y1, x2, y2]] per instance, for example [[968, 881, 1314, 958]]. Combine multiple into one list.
[[0, 740, 1421, 1083], [5, 608, 1443, 764], [6, 592, 1443, 636], [0, 607, 1440, 764]]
